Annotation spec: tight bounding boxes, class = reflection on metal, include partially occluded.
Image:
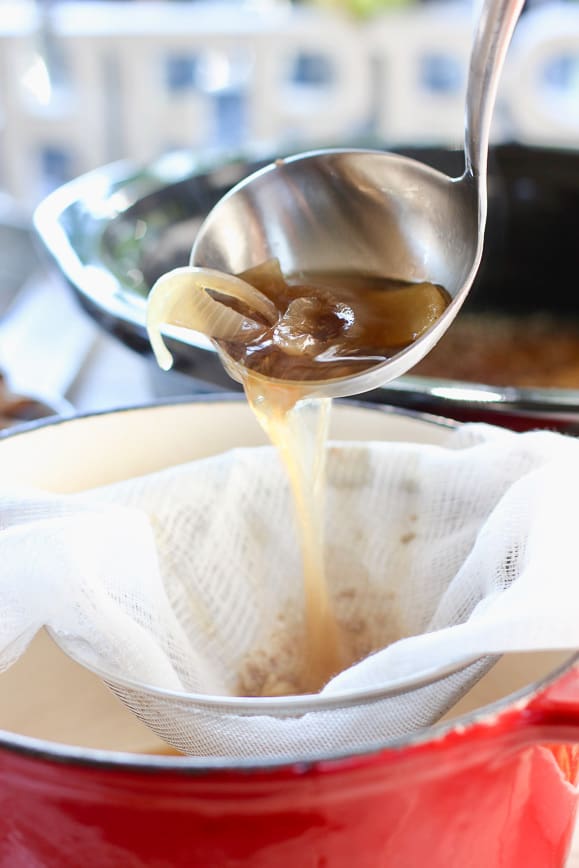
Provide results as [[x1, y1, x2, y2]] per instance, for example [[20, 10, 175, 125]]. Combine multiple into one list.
[[430, 386, 505, 403]]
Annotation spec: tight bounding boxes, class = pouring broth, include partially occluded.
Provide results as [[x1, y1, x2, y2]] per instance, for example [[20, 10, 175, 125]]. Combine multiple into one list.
[[148, 258, 450, 694]]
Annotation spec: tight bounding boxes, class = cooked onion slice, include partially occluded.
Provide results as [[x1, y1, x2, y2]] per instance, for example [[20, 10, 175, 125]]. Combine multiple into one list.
[[146, 266, 278, 371]]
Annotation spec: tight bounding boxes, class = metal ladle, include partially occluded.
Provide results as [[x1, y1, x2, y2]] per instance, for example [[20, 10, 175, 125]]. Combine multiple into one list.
[[187, 0, 524, 399]]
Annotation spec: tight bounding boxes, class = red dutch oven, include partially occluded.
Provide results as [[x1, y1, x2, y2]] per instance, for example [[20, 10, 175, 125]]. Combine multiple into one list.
[[0, 398, 578, 868]]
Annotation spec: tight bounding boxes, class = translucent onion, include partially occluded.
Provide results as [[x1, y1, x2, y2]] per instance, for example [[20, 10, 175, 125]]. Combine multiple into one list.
[[146, 267, 278, 371]]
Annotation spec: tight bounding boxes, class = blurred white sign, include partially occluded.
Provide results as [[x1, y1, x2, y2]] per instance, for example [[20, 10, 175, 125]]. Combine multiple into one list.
[[0, 1, 578, 206]]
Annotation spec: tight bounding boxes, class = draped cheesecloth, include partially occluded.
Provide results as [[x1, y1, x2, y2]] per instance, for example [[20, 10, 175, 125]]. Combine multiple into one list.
[[0, 423, 577, 758]]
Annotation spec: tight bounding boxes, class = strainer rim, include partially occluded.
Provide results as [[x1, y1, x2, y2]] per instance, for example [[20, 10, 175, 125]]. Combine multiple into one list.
[[55, 636, 490, 716]]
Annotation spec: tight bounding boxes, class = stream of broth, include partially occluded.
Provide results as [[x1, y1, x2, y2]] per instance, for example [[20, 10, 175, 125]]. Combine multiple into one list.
[[241, 381, 338, 694], [149, 259, 450, 694]]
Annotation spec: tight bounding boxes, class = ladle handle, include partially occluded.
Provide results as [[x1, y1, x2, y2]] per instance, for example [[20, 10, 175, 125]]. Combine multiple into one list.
[[464, 0, 524, 182]]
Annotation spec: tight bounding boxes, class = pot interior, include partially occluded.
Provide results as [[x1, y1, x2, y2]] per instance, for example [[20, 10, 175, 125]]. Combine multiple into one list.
[[0, 400, 571, 757]]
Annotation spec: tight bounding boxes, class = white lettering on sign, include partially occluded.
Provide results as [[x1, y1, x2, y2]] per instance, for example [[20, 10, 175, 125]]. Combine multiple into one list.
[[0, 1, 577, 207]]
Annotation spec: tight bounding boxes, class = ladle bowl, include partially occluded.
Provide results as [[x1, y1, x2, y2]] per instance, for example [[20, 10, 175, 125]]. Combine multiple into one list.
[[193, 149, 479, 396], [191, 0, 524, 398]]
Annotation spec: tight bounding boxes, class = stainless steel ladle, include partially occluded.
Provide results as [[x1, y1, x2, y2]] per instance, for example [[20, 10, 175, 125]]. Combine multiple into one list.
[[189, 0, 524, 399]]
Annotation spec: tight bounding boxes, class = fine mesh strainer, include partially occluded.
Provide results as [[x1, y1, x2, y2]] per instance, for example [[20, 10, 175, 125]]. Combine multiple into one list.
[[70, 650, 493, 760], [54, 423, 579, 760]]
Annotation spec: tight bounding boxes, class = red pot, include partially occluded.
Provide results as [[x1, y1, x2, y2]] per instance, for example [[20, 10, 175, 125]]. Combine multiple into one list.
[[0, 399, 578, 868]]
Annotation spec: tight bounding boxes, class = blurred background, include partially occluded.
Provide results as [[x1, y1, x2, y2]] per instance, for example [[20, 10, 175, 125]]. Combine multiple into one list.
[[0, 0, 578, 423]]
